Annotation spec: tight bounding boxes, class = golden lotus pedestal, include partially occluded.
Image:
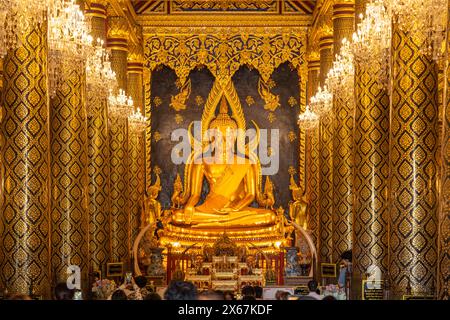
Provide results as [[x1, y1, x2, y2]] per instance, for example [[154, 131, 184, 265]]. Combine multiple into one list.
[[158, 210, 289, 252]]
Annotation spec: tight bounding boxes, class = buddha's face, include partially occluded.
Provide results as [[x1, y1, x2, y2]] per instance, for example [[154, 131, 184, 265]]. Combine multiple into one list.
[[209, 126, 237, 156]]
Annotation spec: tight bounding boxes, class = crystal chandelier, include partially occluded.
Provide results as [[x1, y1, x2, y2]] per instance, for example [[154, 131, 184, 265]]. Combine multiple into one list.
[[326, 38, 355, 102], [48, 0, 93, 96], [309, 85, 333, 116], [86, 39, 117, 116], [352, 0, 391, 78], [128, 108, 148, 133], [384, 0, 447, 61], [298, 105, 319, 130], [108, 89, 134, 119], [0, 0, 50, 57]]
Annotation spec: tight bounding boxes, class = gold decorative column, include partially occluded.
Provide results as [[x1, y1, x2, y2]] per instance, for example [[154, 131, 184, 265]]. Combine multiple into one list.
[[332, 0, 355, 263], [318, 29, 334, 264], [353, 0, 389, 292], [127, 39, 145, 250], [0, 23, 51, 298], [107, 16, 130, 264], [389, 27, 439, 298], [144, 67, 152, 192], [306, 52, 321, 249], [50, 61, 89, 287], [438, 8, 450, 299], [85, 1, 111, 271]]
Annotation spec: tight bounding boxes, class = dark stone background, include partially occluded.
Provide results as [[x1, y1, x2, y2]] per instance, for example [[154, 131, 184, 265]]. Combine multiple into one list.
[[150, 63, 300, 210]]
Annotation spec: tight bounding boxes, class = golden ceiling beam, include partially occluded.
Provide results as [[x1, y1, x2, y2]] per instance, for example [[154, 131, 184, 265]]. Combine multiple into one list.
[[138, 14, 311, 35]]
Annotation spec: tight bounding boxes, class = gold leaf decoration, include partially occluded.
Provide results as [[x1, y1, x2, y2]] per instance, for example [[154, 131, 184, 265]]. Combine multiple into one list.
[[288, 96, 298, 107], [245, 96, 255, 106], [175, 78, 183, 89], [153, 131, 161, 142], [288, 131, 297, 142], [258, 78, 280, 112], [153, 165, 162, 175], [153, 96, 162, 107], [170, 78, 191, 111], [195, 95, 204, 106], [266, 78, 276, 89], [175, 114, 184, 124], [267, 112, 277, 123], [288, 166, 297, 176]]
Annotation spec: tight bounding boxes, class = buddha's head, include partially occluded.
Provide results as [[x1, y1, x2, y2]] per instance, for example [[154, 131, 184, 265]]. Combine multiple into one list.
[[208, 95, 238, 154]]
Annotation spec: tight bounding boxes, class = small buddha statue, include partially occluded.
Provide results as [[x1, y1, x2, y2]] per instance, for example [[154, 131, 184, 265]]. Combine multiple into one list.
[[170, 95, 277, 228], [288, 171, 308, 230]]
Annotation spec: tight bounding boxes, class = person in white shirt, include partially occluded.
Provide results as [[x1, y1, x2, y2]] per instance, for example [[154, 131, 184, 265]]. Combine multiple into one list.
[[306, 280, 323, 300]]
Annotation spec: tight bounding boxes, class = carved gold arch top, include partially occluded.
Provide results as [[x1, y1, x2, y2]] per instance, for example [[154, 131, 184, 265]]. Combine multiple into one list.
[[144, 33, 306, 85]]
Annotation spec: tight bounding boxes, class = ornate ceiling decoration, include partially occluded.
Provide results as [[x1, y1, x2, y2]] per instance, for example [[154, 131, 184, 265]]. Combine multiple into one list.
[[130, 0, 316, 15]]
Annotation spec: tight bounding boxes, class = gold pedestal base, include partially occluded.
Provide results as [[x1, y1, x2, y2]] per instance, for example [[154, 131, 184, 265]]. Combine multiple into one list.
[[159, 220, 289, 252]]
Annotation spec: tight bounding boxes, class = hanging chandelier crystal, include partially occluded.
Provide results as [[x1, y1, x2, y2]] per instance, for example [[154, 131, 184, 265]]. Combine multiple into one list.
[[128, 108, 148, 133], [352, 0, 391, 75], [86, 39, 117, 116], [0, 0, 50, 57], [298, 105, 319, 130], [310, 86, 333, 116], [384, 0, 446, 61], [48, 0, 93, 96], [326, 38, 355, 102], [108, 89, 134, 119]]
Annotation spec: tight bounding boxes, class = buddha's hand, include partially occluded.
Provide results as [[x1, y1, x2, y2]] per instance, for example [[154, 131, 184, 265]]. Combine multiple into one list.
[[213, 208, 236, 215]]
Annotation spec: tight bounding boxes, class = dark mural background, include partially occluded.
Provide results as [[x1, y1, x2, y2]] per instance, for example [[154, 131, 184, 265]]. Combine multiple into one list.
[[150, 62, 300, 210]]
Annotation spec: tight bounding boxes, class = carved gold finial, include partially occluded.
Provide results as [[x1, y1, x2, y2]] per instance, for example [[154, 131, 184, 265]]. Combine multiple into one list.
[[258, 78, 280, 112], [171, 173, 184, 209]]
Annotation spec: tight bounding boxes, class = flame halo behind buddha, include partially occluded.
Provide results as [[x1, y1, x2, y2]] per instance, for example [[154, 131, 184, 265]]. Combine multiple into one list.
[[158, 81, 289, 250]]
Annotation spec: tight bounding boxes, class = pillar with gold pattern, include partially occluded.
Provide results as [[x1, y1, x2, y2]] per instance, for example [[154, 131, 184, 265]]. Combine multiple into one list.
[[306, 51, 320, 249], [85, 0, 111, 272], [438, 15, 450, 299], [318, 28, 334, 264], [107, 16, 130, 264], [332, 0, 355, 263], [127, 39, 145, 249], [389, 26, 439, 298], [353, 0, 389, 293], [50, 58, 89, 288], [0, 23, 51, 298]]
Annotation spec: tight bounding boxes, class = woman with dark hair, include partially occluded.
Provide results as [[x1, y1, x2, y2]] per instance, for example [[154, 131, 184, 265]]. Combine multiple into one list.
[[338, 250, 352, 289], [111, 289, 128, 300], [164, 281, 198, 300]]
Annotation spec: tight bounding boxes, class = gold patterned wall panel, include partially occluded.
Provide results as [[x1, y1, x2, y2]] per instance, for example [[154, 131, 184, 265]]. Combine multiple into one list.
[[318, 36, 334, 264], [332, 2, 354, 262], [438, 28, 450, 299], [144, 33, 305, 86], [306, 62, 320, 249], [390, 28, 439, 298], [353, 60, 389, 280], [127, 67, 145, 248], [109, 117, 129, 263], [298, 65, 308, 192], [50, 66, 89, 287], [86, 4, 111, 270], [0, 24, 51, 298]]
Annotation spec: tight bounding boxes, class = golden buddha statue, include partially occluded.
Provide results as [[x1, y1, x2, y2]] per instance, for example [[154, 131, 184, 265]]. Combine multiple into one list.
[[170, 95, 277, 229]]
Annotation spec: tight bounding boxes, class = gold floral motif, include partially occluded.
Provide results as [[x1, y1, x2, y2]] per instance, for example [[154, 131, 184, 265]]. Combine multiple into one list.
[[288, 166, 297, 176], [266, 78, 276, 89], [288, 131, 297, 142], [144, 33, 305, 85], [175, 78, 183, 89], [175, 114, 184, 124], [258, 78, 280, 112], [288, 96, 297, 107], [267, 112, 276, 123], [245, 96, 255, 106], [153, 166, 162, 175], [153, 96, 162, 107], [195, 95, 204, 106], [153, 131, 161, 142], [170, 78, 191, 111]]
